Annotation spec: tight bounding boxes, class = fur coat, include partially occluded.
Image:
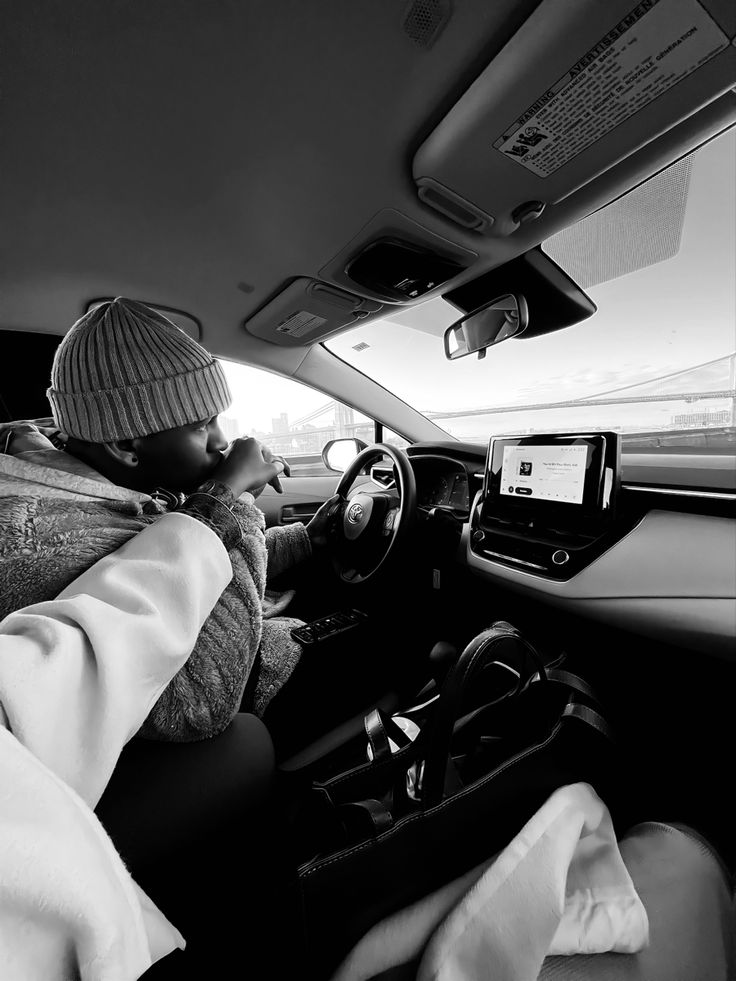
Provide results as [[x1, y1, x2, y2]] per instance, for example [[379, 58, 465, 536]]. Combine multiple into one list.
[[0, 434, 309, 741]]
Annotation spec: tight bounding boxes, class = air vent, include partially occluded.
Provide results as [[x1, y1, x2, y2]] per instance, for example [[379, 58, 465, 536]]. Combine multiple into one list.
[[402, 0, 452, 49], [370, 465, 396, 488]]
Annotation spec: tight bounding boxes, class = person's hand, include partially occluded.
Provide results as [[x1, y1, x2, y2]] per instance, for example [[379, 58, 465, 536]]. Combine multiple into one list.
[[260, 444, 291, 494], [211, 437, 285, 498], [306, 494, 341, 549], [246, 443, 292, 498]]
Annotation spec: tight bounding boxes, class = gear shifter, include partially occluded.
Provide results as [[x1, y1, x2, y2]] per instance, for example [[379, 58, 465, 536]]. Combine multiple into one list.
[[402, 641, 459, 708], [429, 640, 459, 688]]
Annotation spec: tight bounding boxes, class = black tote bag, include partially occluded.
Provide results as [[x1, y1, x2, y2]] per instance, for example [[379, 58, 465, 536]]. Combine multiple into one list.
[[284, 625, 618, 980]]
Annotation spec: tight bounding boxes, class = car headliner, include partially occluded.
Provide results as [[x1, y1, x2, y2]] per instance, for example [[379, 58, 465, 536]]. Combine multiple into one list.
[[1, 0, 735, 381]]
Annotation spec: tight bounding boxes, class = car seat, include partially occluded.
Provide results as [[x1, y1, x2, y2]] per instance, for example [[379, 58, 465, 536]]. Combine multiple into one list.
[[0, 329, 61, 421], [96, 712, 279, 978], [328, 822, 734, 981]]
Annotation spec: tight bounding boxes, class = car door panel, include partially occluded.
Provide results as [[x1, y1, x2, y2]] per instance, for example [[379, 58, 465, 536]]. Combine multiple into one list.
[[256, 476, 341, 527]]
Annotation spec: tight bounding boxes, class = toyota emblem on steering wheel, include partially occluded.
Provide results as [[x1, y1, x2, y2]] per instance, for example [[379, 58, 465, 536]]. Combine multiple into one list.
[[347, 502, 364, 524]]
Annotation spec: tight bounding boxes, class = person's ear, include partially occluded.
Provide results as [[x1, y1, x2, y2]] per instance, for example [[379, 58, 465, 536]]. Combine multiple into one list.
[[101, 439, 140, 468]]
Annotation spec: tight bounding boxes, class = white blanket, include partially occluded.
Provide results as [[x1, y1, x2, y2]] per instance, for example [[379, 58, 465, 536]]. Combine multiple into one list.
[[0, 727, 183, 981], [0, 512, 232, 979], [332, 783, 649, 981]]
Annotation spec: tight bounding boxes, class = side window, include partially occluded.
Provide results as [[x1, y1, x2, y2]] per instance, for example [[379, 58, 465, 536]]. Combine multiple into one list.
[[381, 426, 411, 451], [219, 359, 373, 477]]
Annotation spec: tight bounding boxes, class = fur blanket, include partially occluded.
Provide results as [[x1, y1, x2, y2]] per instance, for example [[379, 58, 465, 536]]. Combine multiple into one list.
[[0, 441, 310, 741]]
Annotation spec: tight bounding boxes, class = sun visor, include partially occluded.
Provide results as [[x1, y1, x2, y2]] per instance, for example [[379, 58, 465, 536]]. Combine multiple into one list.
[[243, 278, 384, 347], [413, 0, 736, 237]]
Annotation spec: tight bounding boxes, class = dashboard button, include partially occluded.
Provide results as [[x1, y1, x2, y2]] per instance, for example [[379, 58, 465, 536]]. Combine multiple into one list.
[[551, 549, 570, 566], [471, 530, 485, 546]]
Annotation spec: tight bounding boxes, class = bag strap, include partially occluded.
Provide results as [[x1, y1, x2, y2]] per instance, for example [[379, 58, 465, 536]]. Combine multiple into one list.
[[422, 625, 547, 808], [333, 701, 613, 841], [338, 798, 394, 837], [364, 708, 414, 763], [545, 668, 601, 708], [449, 666, 602, 747], [562, 701, 614, 742]]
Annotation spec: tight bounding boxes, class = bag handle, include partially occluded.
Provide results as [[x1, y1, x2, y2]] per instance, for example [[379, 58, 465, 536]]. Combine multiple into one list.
[[545, 668, 602, 709], [364, 708, 415, 762], [562, 701, 614, 742], [421, 623, 547, 808], [338, 798, 394, 837]]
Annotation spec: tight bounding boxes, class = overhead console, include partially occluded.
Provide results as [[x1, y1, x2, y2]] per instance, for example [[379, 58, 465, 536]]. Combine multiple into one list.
[[320, 208, 478, 305], [243, 209, 478, 346], [243, 277, 384, 347], [413, 0, 735, 236], [242, 0, 734, 349], [345, 238, 466, 303], [470, 432, 624, 580]]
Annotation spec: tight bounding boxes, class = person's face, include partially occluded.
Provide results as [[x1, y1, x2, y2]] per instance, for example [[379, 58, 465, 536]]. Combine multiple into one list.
[[131, 415, 229, 493]]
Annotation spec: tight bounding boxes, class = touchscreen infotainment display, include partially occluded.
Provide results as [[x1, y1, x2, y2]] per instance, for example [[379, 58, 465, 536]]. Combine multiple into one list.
[[484, 432, 620, 529], [500, 442, 589, 505]]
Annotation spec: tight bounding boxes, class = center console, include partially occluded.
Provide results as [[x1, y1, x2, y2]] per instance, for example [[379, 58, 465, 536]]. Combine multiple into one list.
[[470, 431, 622, 580]]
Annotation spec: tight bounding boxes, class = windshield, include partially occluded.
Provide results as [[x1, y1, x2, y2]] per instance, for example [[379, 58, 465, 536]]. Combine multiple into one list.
[[326, 129, 735, 449]]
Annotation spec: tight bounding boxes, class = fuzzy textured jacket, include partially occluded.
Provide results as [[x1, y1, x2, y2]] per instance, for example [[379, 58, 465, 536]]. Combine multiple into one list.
[[0, 445, 310, 741]]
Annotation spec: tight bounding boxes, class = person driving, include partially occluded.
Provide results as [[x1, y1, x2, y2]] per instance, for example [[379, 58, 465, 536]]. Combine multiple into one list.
[[0, 440, 283, 979], [0, 297, 333, 741]]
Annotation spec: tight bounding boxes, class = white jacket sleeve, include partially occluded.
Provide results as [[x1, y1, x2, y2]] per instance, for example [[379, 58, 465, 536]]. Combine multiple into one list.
[[0, 511, 232, 808], [0, 511, 233, 980]]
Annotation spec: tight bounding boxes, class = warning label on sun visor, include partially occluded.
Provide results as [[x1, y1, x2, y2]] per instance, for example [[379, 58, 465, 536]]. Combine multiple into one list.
[[493, 0, 729, 177], [276, 311, 327, 337]]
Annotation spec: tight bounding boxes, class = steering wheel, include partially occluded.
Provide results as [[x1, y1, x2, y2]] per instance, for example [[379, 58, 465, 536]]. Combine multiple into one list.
[[328, 443, 417, 584]]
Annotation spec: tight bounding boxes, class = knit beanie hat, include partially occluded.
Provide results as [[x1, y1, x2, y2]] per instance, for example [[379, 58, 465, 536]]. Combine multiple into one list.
[[47, 298, 232, 442]]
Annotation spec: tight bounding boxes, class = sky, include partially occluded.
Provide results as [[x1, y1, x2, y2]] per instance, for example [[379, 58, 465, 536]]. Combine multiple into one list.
[[221, 129, 735, 439]]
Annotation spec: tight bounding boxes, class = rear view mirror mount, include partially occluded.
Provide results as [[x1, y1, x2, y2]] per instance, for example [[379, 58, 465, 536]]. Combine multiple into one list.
[[444, 293, 528, 360]]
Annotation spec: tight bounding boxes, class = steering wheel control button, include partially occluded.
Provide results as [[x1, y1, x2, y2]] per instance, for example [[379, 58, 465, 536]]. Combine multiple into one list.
[[382, 509, 397, 535], [551, 549, 570, 566]]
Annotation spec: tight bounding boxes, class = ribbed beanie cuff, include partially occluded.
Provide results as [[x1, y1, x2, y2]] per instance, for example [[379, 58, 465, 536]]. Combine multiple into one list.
[[48, 358, 231, 442], [47, 297, 233, 442]]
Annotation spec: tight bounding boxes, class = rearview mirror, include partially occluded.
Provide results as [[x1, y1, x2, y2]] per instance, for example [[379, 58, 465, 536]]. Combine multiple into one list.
[[444, 294, 528, 360]]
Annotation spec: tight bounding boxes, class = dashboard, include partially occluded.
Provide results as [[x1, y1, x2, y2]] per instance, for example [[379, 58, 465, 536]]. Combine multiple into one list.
[[267, 438, 734, 660], [400, 439, 736, 661], [373, 455, 473, 513], [418, 469, 470, 511]]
